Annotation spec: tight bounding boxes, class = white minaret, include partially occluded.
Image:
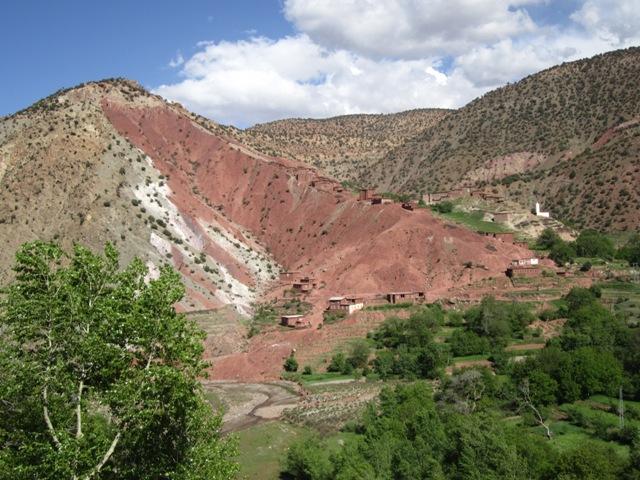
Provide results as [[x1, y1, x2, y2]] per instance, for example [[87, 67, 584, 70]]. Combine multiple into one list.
[[535, 201, 550, 218]]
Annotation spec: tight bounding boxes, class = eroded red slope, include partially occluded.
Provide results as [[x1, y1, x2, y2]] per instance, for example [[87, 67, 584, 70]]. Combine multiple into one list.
[[103, 101, 534, 379], [103, 102, 529, 297]]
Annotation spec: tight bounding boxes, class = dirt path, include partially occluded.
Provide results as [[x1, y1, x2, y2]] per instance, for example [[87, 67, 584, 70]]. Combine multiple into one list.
[[203, 381, 301, 433]]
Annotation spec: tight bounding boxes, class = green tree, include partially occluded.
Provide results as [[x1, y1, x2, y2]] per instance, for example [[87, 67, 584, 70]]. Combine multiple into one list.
[[552, 441, 625, 479], [549, 240, 576, 266], [284, 435, 333, 480], [327, 352, 348, 373], [0, 242, 238, 480], [536, 228, 561, 249], [617, 234, 640, 265], [347, 339, 370, 370], [284, 354, 299, 372], [575, 230, 615, 259]]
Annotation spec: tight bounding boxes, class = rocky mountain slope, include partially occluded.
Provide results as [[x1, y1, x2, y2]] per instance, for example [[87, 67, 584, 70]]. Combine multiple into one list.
[[368, 47, 640, 231], [0, 80, 525, 320], [242, 109, 450, 183]]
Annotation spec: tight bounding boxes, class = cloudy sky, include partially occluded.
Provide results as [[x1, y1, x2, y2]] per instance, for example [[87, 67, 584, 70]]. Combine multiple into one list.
[[2, 1, 639, 127]]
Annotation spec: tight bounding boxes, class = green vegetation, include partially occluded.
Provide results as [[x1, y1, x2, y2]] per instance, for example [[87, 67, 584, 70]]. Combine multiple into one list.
[[370, 306, 446, 380], [247, 302, 278, 337], [433, 207, 511, 233], [363, 302, 413, 311], [237, 422, 310, 480], [322, 309, 346, 324], [284, 353, 299, 372], [327, 339, 371, 375], [537, 227, 634, 266], [0, 242, 237, 479], [618, 234, 640, 264], [283, 286, 640, 479]]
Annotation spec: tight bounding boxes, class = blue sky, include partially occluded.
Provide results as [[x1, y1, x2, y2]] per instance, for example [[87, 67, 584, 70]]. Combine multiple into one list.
[[2, 1, 638, 126], [0, 0, 290, 116]]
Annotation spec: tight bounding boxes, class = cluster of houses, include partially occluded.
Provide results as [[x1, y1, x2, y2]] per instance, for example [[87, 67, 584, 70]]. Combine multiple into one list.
[[278, 284, 427, 329]]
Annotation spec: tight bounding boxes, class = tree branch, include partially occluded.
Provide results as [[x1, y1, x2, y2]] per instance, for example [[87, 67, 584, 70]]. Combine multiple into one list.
[[76, 380, 84, 439], [84, 432, 121, 480], [43, 385, 62, 450], [520, 381, 553, 439]]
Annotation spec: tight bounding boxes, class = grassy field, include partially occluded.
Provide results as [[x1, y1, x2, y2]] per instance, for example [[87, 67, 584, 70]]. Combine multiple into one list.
[[433, 209, 511, 233], [596, 281, 640, 323], [542, 421, 629, 458], [300, 372, 356, 384], [236, 421, 310, 479]]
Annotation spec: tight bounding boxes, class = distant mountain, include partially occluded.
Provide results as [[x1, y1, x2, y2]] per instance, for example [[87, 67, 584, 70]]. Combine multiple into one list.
[[366, 47, 640, 231], [242, 109, 450, 184]]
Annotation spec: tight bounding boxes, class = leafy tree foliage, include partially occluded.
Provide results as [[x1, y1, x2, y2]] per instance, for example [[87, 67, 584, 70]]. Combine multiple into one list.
[[449, 329, 491, 356], [574, 230, 615, 259], [0, 242, 237, 480], [284, 354, 299, 372], [549, 240, 576, 266], [465, 296, 535, 343], [537, 228, 561, 249], [371, 307, 445, 379], [431, 200, 454, 213], [283, 382, 559, 480], [618, 233, 640, 265]]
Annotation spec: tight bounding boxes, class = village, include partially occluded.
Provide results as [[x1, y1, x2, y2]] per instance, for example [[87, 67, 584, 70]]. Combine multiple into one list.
[[273, 185, 565, 330]]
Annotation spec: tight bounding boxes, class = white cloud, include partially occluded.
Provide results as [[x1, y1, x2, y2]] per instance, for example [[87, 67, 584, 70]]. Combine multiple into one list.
[[168, 51, 184, 68], [571, 0, 640, 44], [154, 0, 640, 126], [154, 35, 483, 127], [283, 0, 543, 58]]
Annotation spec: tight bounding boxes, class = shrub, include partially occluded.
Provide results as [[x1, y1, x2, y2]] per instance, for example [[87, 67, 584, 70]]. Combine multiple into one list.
[[431, 201, 454, 213], [284, 354, 299, 372]]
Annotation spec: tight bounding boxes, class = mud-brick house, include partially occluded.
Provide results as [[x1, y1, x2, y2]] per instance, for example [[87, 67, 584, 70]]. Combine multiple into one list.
[[358, 188, 383, 204], [326, 296, 365, 315], [386, 291, 426, 304], [506, 258, 541, 278], [292, 276, 317, 293], [281, 314, 311, 329], [358, 189, 376, 201]]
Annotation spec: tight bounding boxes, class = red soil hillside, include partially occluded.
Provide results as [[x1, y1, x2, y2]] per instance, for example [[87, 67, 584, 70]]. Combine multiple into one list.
[[1, 79, 536, 380], [103, 101, 530, 309]]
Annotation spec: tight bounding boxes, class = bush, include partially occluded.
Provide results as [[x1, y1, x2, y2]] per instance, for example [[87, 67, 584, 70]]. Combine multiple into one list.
[[575, 230, 615, 259], [323, 310, 346, 324], [327, 352, 348, 373], [580, 261, 592, 272], [431, 201, 453, 213], [536, 228, 561, 249], [549, 241, 576, 266], [449, 329, 491, 356], [284, 354, 299, 372]]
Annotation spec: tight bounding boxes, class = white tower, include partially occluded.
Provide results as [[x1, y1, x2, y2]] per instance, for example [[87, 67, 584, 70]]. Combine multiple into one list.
[[535, 201, 550, 218]]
